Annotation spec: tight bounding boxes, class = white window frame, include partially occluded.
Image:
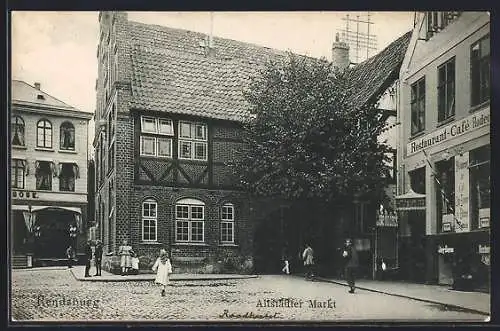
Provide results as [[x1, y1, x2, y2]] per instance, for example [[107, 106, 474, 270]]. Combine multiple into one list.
[[142, 199, 158, 242], [221, 203, 235, 244], [141, 116, 157, 134], [178, 121, 208, 161], [158, 119, 174, 136], [140, 136, 156, 156], [157, 138, 173, 158], [175, 199, 205, 243]]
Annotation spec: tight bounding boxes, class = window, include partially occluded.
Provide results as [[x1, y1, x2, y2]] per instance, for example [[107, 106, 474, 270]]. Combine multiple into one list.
[[411, 78, 425, 135], [470, 146, 490, 230], [60, 122, 75, 150], [99, 132, 106, 184], [140, 116, 173, 158], [221, 203, 235, 243], [178, 121, 208, 160], [11, 116, 25, 146], [471, 35, 490, 107], [426, 12, 461, 39], [37, 119, 52, 148], [35, 161, 54, 190], [175, 198, 205, 243], [142, 198, 157, 241], [11, 159, 26, 189], [59, 163, 78, 192], [409, 167, 426, 194], [435, 158, 455, 232], [438, 58, 455, 122]]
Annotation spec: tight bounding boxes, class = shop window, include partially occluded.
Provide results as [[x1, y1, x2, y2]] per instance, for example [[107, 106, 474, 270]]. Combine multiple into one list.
[[470, 146, 490, 230], [142, 198, 157, 242], [35, 161, 54, 191], [221, 203, 235, 243], [435, 158, 455, 232], [437, 57, 455, 122], [409, 167, 426, 194], [175, 198, 205, 243], [37, 119, 52, 148], [471, 35, 490, 108], [60, 122, 75, 150], [11, 159, 26, 189], [12, 116, 25, 146], [411, 78, 426, 135], [59, 163, 79, 192]]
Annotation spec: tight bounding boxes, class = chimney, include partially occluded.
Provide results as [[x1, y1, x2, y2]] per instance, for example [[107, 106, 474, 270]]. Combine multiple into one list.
[[34, 82, 41, 90], [332, 33, 350, 72]]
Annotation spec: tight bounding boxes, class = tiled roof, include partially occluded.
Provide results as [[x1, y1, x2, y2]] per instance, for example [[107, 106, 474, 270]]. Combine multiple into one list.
[[11, 80, 77, 110], [128, 20, 411, 122], [345, 31, 412, 110]]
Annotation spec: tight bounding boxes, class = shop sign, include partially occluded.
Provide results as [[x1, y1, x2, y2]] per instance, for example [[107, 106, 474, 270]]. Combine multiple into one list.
[[454, 152, 470, 232], [395, 197, 426, 210], [479, 208, 490, 228], [438, 245, 454, 254], [376, 213, 398, 227], [478, 245, 490, 254], [407, 107, 490, 156], [12, 190, 39, 199], [442, 214, 454, 232]]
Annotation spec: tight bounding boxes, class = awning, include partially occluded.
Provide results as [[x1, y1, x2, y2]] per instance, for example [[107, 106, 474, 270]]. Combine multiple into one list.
[[11, 205, 29, 211], [31, 206, 82, 214], [395, 189, 426, 211]]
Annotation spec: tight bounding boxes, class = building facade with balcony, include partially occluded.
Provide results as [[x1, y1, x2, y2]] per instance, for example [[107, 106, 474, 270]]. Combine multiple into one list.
[[10, 80, 92, 267], [397, 12, 490, 290]]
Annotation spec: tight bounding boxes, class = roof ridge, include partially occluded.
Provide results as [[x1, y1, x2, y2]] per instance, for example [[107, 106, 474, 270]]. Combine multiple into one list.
[[128, 20, 303, 58], [11, 80, 78, 110]]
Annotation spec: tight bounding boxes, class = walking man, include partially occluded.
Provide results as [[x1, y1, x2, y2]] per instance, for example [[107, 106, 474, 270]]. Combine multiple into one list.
[[84, 240, 93, 277], [342, 238, 358, 293], [302, 243, 314, 280], [94, 240, 103, 276]]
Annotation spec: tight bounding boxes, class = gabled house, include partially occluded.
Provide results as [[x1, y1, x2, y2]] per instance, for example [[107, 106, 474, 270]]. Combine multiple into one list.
[[94, 11, 412, 275]]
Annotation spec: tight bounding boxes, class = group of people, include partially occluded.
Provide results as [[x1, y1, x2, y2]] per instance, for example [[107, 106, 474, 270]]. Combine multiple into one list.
[[283, 238, 359, 294], [65, 239, 173, 296], [66, 240, 104, 277]]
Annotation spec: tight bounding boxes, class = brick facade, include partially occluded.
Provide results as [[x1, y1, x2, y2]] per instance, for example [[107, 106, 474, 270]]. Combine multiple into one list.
[[94, 12, 259, 273]]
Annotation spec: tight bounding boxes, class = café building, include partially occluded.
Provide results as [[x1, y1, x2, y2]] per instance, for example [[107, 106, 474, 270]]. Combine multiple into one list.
[[396, 12, 490, 290], [11, 80, 92, 267]]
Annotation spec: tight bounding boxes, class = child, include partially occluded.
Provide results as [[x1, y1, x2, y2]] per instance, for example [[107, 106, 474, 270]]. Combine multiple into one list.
[[282, 258, 290, 275], [130, 251, 140, 275], [152, 249, 173, 297]]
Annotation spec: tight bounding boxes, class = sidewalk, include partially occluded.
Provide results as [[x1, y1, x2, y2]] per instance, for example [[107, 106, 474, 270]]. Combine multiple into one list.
[[316, 276, 490, 316], [68, 266, 258, 282]]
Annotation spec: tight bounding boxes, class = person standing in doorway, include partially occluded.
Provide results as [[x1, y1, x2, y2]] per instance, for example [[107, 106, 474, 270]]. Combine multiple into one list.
[[66, 245, 76, 268], [94, 240, 103, 276], [118, 239, 133, 276], [302, 243, 315, 280], [343, 238, 359, 293], [84, 240, 93, 277]]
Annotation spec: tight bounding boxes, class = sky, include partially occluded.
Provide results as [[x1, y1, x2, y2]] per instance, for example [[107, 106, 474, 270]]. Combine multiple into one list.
[[11, 11, 415, 155]]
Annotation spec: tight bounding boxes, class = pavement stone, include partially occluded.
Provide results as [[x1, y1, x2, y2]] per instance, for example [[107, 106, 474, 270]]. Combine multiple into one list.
[[10, 268, 489, 322], [316, 277, 490, 315]]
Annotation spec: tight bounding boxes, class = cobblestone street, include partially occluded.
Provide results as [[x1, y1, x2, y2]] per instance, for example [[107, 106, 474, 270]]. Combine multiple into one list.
[[10, 268, 487, 322]]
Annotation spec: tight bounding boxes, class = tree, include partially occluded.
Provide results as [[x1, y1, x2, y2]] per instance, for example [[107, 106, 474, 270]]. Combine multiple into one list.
[[231, 53, 392, 206]]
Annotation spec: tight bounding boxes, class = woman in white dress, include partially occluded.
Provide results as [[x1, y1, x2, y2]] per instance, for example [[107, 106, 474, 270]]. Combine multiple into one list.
[[152, 249, 173, 296], [118, 239, 134, 275]]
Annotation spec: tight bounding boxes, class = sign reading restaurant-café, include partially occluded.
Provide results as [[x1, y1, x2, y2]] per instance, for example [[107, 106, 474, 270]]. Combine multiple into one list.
[[407, 107, 489, 156]]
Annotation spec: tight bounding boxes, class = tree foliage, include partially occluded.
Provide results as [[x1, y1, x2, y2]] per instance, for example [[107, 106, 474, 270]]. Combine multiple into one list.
[[230, 53, 392, 204]]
